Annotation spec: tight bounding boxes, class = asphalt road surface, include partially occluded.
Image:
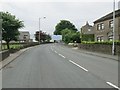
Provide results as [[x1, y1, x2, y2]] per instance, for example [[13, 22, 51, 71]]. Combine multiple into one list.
[[2, 43, 119, 88]]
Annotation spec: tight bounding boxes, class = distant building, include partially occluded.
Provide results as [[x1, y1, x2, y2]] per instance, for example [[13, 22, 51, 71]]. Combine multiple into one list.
[[81, 21, 95, 41], [19, 31, 30, 43], [94, 9, 120, 42]]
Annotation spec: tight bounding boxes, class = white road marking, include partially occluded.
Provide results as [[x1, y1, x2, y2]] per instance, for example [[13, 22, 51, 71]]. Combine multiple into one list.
[[106, 82, 120, 89], [51, 48, 53, 51], [54, 51, 58, 54], [69, 60, 88, 72], [58, 54, 66, 58], [51, 47, 53, 51]]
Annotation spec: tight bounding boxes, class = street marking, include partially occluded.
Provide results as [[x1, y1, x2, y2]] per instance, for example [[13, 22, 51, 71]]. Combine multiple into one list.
[[54, 51, 58, 54], [51, 47, 53, 51], [51, 48, 53, 51], [106, 82, 120, 89], [58, 54, 66, 58], [69, 60, 88, 72]]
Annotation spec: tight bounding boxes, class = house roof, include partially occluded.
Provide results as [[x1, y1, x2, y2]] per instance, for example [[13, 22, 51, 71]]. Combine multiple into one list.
[[94, 9, 120, 23]]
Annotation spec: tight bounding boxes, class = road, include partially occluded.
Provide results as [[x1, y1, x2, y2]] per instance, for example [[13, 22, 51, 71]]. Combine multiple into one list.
[[2, 43, 119, 88]]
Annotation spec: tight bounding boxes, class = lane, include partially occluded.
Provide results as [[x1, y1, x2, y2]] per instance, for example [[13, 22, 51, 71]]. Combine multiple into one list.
[[3, 44, 113, 88], [52, 43, 118, 87]]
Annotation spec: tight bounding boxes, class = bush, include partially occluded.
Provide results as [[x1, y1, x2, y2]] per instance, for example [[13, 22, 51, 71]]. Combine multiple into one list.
[[81, 41, 120, 45]]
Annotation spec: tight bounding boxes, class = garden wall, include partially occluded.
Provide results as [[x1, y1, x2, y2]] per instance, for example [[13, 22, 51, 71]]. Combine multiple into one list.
[[78, 43, 120, 55], [0, 50, 10, 61]]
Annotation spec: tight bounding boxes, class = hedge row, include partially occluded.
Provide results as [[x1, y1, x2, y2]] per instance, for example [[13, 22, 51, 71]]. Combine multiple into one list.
[[81, 41, 120, 45]]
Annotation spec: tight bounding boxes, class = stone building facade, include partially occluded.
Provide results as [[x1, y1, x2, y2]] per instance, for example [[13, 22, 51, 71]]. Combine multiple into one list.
[[94, 9, 120, 42], [81, 21, 95, 41]]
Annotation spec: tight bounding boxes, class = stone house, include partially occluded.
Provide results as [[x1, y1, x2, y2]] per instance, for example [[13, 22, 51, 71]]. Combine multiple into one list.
[[81, 21, 95, 41], [93, 9, 120, 42]]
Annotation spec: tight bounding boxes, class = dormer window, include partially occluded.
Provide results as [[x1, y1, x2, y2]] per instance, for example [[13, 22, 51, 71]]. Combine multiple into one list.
[[88, 28, 91, 31]]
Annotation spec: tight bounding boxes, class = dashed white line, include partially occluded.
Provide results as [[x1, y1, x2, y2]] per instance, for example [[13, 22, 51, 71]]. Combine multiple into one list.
[[58, 54, 66, 58], [106, 82, 120, 89], [54, 51, 58, 54], [69, 60, 88, 72], [51, 48, 53, 51]]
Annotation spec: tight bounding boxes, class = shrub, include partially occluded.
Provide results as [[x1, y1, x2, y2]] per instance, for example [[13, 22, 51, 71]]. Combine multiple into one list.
[[81, 41, 120, 45]]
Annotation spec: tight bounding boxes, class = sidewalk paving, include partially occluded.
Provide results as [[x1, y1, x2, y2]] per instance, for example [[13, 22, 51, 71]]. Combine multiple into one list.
[[71, 47, 119, 61], [0, 47, 31, 69]]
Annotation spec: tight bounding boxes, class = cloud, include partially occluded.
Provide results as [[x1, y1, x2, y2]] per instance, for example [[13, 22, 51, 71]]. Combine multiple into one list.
[[1, 1, 119, 40]]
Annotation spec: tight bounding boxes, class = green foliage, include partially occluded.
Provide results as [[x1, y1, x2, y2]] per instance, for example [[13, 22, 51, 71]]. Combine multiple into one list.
[[54, 20, 77, 35], [35, 31, 51, 42], [0, 12, 24, 49], [61, 28, 80, 44], [81, 34, 94, 41], [81, 41, 120, 45]]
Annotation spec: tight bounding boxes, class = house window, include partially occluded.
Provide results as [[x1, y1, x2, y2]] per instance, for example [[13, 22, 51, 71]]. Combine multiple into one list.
[[97, 36, 104, 42], [108, 32, 113, 41], [97, 23, 104, 30], [97, 24, 101, 30], [88, 28, 91, 31], [108, 35, 113, 41], [109, 20, 113, 28], [101, 23, 104, 30]]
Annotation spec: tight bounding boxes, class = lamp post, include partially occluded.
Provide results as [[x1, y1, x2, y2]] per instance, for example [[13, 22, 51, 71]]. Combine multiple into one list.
[[112, 0, 115, 55], [39, 17, 46, 45], [0, 19, 3, 51]]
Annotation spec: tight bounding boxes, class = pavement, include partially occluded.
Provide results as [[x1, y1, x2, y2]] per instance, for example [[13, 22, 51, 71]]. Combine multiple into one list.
[[67, 45, 119, 61], [0, 46, 35, 70], [2, 43, 119, 88]]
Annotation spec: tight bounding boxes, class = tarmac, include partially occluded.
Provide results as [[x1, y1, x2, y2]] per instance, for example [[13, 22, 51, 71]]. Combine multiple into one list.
[[0, 44, 119, 70]]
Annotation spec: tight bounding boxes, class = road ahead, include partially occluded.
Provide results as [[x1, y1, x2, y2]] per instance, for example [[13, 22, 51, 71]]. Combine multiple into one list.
[[2, 44, 118, 88]]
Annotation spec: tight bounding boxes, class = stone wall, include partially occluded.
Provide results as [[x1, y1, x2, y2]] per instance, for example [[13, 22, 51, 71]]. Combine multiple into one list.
[[0, 50, 10, 61], [78, 43, 120, 55]]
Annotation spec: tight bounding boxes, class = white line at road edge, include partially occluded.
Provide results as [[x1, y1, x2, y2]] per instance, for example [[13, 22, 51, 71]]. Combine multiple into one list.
[[58, 54, 66, 58], [106, 82, 120, 89], [69, 60, 88, 72]]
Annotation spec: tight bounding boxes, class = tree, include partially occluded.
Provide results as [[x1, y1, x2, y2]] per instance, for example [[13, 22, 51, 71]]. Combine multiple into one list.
[[54, 20, 77, 35], [35, 31, 51, 42], [61, 29, 81, 44], [1, 12, 24, 49]]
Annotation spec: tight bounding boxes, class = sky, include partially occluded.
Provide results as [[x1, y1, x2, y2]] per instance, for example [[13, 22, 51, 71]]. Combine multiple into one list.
[[0, 0, 120, 40]]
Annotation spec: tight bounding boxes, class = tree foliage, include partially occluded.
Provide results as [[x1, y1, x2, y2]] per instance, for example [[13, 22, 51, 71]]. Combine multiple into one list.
[[54, 20, 77, 35], [35, 31, 51, 42], [0, 12, 24, 49], [81, 34, 94, 41], [61, 28, 81, 44]]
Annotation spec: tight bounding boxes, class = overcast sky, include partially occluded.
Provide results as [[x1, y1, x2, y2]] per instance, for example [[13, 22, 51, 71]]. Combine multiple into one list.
[[0, 0, 120, 39]]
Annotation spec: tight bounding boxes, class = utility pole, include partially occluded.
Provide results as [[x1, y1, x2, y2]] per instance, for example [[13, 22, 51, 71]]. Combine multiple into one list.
[[39, 18, 41, 45], [112, 0, 115, 55], [39, 17, 46, 45], [0, 19, 2, 51]]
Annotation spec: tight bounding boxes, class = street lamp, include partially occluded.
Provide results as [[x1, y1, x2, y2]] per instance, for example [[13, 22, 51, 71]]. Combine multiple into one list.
[[0, 19, 3, 51], [39, 17, 46, 44], [112, 0, 115, 55]]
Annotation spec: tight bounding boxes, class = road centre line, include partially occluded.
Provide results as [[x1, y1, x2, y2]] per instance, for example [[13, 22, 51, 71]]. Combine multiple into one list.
[[69, 60, 88, 72], [106, 82, 120, 89], [54, 51, 58, 53], [51, 47, 53, 51], [58, 54, 66, 58]]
